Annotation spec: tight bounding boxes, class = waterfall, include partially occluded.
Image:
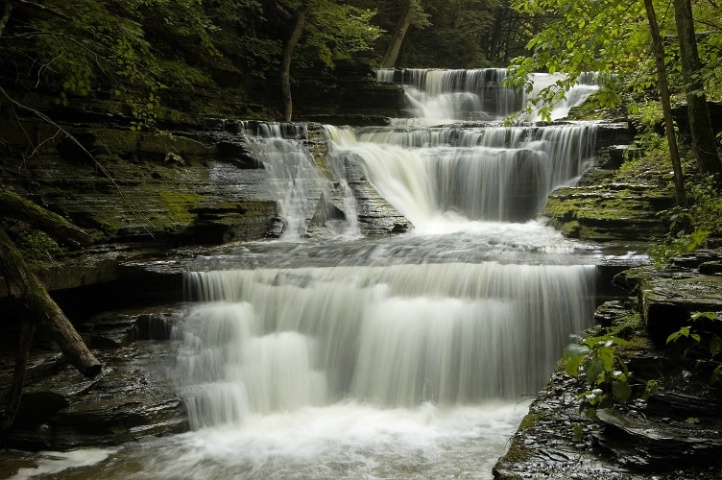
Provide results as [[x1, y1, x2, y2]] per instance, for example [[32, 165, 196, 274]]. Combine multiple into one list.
[[238, 122, 358, 239], [527, 72, 600, 121], [160, 72, 602, 480], [376, 67, 598, 123], [3, 71, 611, 480], [176, 262, 595, 428], [380, 68, 523, 122], [326, 123, 597, 227]]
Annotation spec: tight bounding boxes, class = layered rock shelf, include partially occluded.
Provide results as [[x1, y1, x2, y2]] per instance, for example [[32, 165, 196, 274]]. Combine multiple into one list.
[[494, 254, 722, 479]]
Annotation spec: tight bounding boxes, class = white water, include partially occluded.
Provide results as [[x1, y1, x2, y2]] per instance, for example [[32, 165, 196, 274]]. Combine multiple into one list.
[[326, 122, 597, 227], [376, 67, 599, 124], [179, 262, 594, 420], [4, 71, 603, 480], [239, 122, 337, 240], [527, 72, 600, 121]]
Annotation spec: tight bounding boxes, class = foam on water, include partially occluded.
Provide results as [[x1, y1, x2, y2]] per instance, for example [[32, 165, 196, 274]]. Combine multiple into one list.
[[3, 402, 528, 480]]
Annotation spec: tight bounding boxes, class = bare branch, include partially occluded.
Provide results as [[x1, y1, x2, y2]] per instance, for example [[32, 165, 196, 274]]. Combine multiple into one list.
[[0, 86, 157, 239], [0, 1, 13, 37], [17, 0, 71, 22]]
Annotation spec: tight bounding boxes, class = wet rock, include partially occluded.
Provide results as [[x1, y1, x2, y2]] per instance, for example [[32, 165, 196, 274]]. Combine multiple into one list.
[[671, 250, 722, 269], [494, 275, 722, 480], [594, 300, 631, 327], [3, 340, 187, 451], [541, 183, 674, 242], [76, 311, 138, 348], [594, 408, 722, 471], [134, 312, 181, 341], [334, 157, 411, 236], [215, 141, 264, 169], [646, 392, 722, 418], [699, 260, 722, 275], [617, 262, 722, 344]]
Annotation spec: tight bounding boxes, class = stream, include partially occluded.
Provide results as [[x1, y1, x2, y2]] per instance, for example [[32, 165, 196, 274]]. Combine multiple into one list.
[[4, 68, 609, 480]]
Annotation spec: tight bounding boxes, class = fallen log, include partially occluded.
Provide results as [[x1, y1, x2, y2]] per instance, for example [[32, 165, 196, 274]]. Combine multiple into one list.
[[0, 189, 93, 248], [0, 226, 101, 379]]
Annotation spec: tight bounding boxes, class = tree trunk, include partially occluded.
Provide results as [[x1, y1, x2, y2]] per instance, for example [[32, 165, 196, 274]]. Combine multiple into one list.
[[381, 0, 415, 68], [280, 3, 309, 122], [643, 0, 685, 205], [0, 315, 35, 432], [486, 6, 506, 63], [0, 226, 101, 379], [673, 0, 722, 175]]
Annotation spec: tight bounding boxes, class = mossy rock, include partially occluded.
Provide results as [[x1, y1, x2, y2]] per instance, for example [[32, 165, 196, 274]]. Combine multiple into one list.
[[541, 184, 674, 242]]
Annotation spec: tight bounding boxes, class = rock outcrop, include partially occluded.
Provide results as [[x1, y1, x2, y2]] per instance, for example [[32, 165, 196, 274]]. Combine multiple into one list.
[[494, 251, 722, 479]]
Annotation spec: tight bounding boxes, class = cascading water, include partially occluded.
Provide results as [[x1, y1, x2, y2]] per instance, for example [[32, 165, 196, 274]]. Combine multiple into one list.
[[527, 72, 600, 121], [159, 73, 601, 479], [178, 262, 594, 425], [239, 121, 353, 240], [377, 67, 599, 124], [326, 123, 596, 227], [11, 69, 604, 480]]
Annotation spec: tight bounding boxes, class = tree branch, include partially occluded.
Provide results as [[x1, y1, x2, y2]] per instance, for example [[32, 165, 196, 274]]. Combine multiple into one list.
[[0, 86, 157, 238], [16, 0, 71, 22], [0, 1, 13, 38], [0, 313, 35, 432]]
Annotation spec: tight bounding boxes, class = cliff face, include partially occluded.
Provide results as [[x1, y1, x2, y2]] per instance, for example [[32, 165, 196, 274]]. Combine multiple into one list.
[[0, 63, 406, 274]]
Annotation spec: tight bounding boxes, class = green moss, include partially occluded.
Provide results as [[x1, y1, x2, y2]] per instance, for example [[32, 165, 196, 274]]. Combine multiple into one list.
[[560, 220, 580, 238], [499, 440, 533, 464], [158, 191, 204, 226], [518, 413, 541, 431], [15, 230, 63, 268], [619, 335, 653, 353]]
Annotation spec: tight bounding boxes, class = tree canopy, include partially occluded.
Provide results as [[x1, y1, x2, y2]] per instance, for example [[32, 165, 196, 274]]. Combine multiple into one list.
[[1, 0, 536, 123], [506, 0, 722, 118], [505, 0, 722, 177]]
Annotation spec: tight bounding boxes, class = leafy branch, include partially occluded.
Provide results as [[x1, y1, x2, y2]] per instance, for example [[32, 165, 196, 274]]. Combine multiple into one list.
[[666, 311, 722, 383]]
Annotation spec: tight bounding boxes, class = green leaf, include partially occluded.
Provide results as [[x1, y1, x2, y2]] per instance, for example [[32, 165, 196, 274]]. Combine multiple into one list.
[[612, 380, 632, 402], [667, 327, 689, 344], [565, 354, 584, 377], [710, 335, 722, 358], [585, 357, 605, 384], [572, 423, 584, 442], [691, 311, 717, 321], [644, 379, 659, 400], [712, 364, 722, 383]]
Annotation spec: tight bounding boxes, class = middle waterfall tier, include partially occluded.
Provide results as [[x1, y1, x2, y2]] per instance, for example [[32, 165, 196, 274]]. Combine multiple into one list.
[[325, 123, 597, 227]]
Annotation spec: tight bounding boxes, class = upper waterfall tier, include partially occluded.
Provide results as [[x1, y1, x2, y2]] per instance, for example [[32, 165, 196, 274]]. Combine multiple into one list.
[[376, 68, 599, 124]]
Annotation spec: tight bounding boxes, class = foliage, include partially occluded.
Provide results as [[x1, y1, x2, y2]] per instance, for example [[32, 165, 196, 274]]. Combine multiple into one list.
[[14, 229, 62, 266], [649, 173, 722, 262], [298, 0, 382, 69], [563, 334, 633, 419], [400, 0, 502, 67], [505, 0, 722, 120], [0, 0, 226, 128], [666, 311, 722, 383], [0, 0, 386, 123], [506, 0, 648, 119]]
